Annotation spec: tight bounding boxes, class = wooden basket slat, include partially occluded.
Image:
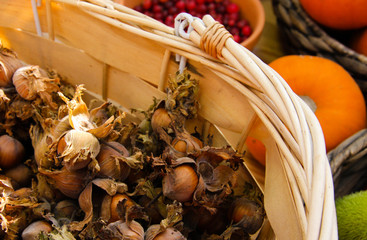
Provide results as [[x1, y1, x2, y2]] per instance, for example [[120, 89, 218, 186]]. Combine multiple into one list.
[[0, 0, 44, 33], [0, 27, 104, 95], [28, 4, 261, 134]]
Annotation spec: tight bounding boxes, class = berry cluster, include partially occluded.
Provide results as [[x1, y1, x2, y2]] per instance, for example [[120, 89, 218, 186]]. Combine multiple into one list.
[[133, 0, 252, 43]]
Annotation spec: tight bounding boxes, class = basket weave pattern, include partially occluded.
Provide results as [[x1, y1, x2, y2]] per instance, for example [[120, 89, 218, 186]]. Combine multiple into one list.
[[0, 0, 338, 239], [273, 0, 367, 201], [327, 129, 367, 198], [272, 0, 367, 93]]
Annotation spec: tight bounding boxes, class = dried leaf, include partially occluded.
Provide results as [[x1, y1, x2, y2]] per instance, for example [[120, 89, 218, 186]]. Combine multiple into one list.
[[204, 165, 234, 193], [165, 70, 200, 122], [160, 201, 183, 229], [121, 151, 144, 170], [104, 220, 144, 240], [0, 175, 14, 195], [69, 178, 128, 232], [48, 225, 76, 240]]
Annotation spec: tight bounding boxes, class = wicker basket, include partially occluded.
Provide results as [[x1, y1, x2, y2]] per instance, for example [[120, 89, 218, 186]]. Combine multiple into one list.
[[327, 129, 367, 198], [0, 0, 337, 239], [271, 0, 367, 200], [272, 0, 367, 95]]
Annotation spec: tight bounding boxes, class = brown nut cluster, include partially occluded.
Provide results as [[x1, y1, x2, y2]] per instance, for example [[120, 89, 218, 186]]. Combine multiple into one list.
[[0, 45, 264, 240]]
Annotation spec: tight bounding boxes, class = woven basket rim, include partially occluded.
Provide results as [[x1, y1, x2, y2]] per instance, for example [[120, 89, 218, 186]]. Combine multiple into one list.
[[272, 0, 367, 80], [0, 0, 338, 239]]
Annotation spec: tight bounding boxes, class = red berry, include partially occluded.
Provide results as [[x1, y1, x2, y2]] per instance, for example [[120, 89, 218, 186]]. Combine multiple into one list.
[[175, 0, 186, 10], [208, 10, 217, 18], [207, 2, 216, 11], [190, 10, 198, 17], [222, 0, 230, 6], [227, 19, 236, 27], [165, 15, 175, 27], [241, 25, 252, 37], [152, 4, 162, 13], [197, 4, 207, 13], [142, 0, 152, 10], [164, 1, 174, 8], [144, 10, 153, 17], [154, 12, 164, 21], [229, 26, 240, 36], [222, 14, 229, 25], [136, 0, 251, 35], [214, 14, 223, 23], [168, 6, 178, 15], [228, 12, 239, 21], [162, 9, 168, 18], [196, 13, 204, 19], [186, 1, 196, 11], [226, 3, 239, 13], [233, 34, 241, 43], [237, 19, 248, 29], [216, 4, 226, 13]]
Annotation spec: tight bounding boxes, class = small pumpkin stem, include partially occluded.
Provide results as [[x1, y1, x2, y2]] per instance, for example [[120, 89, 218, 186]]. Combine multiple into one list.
[[300, 95, 317, 112]]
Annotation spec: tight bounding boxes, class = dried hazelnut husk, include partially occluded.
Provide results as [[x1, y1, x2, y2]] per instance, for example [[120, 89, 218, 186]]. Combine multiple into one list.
[[12, 65, 60, 109], [89, 101, 112, 125], [54, 199, 79, 220], [105, 220, 145, 240], [52, 115, 72, 140], [30, 124, 54, 169], [0, 175, 14, 195], [69, 178, 129, 232], [56, 129, 100, 171], [96, 141, 131, 181], [0, 134, 25, 169], [4, 163, 32, 188], [162, 163, 198, 202], [100, 193, 135, 223], [38, 167, 88, 199], [171, 135, 203, 153], [0, 88, 10, 107], [0, 45, 24, 87], [229, 197, 265, 234], [21, 220, 52, 240], [145, 225, 186, 240], [58, 85, 121, 139], [151, 108, 172, 132], [9, 187, 33, 199]]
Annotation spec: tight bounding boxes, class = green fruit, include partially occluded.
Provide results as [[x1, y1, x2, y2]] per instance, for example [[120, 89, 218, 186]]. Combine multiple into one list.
[[335, 190, 367, 240]]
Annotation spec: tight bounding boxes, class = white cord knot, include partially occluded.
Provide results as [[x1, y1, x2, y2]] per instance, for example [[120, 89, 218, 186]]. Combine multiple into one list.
[[174, 13, 204, 73]]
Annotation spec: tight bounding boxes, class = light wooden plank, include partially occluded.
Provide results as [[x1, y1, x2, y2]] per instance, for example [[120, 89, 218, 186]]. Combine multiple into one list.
[[0, 27, 103, 95]]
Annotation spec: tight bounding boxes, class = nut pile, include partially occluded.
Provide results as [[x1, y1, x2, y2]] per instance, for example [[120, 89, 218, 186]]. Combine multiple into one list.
[[133, 0, 253, 43], [0, 44, 264, 239]]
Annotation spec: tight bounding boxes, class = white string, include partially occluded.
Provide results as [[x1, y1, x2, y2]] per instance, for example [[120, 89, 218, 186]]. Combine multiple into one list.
[[174, 13, 204, 73], [31, 0, 43, 36]]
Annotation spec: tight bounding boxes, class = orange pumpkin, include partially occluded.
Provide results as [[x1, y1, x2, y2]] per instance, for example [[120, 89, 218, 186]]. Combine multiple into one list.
[[245, 136, 266, 166], [299, 0, 367, 30], [246, 55, 367, 164], [350, 28, 367, 56]]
